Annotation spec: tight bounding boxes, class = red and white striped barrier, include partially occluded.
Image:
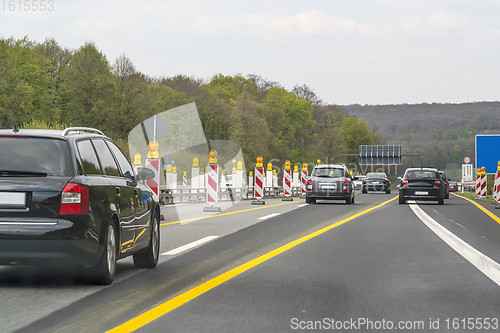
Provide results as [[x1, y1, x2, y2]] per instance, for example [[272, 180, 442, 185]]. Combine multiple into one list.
[[183, 171, 187, 186], [493, 161, 500, 203], [145, 158, 160, 203], [301, 163, 308, 196], [282, 160, 293, 201], [252, 157, 265, 205], [204, 151, 221, 212], [476, 167, 487, 198]]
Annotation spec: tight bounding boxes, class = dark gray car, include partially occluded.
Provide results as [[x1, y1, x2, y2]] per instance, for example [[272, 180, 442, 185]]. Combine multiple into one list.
[[305, 164, 355, 204]]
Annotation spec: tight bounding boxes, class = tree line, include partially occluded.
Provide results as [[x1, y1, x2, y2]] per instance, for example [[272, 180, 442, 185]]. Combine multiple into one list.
[[0, 37, 378, 171]]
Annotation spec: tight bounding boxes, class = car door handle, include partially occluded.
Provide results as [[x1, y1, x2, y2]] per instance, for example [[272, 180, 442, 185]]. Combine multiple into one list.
[[116, 187, 121, 196]]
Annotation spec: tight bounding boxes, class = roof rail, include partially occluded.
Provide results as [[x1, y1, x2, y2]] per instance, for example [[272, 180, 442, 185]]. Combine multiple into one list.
[[61, 127, 105, 136]]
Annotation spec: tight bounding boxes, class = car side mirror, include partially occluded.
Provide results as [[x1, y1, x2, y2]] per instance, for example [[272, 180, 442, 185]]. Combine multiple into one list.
[[136, 167, 155, 181]]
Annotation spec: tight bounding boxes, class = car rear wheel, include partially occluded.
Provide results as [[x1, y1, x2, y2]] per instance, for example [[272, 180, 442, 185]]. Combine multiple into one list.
[[362, 188, 367, 194], [306, 197, 311, 204], [86, 222, 117, 285], [445, 192, 449, 199], [133, 212, 160, 269], [438, 198, 444, 205], [399, 195, 406, 204]]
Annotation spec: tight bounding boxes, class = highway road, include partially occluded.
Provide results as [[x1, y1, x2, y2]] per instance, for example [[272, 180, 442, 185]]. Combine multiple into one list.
[[2, 192, 500, 332]]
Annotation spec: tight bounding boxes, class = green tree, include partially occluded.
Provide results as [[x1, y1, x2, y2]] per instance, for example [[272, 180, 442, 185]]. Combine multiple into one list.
[[59, 42, 116, 130], [340, 117, 375, 153]]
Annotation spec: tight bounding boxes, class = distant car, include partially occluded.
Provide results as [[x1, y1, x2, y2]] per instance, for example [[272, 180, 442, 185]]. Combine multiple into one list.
[[362, 172, 391, 194], [352, 175, 366, 189], [0, 127, 161, 285], [438, 171, 450, 199], [399, 167, 445, 205], [306, 164, 355, 204], [449, 181, 458, 192]]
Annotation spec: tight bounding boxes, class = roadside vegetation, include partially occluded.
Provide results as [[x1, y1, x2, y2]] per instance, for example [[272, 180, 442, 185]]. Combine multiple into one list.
[[1, 37, 376, 170]]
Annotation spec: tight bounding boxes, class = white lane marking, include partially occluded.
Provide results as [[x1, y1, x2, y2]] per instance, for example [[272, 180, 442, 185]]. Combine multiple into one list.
[[409, 203, 500, 287], [258, 213, 281, 220], [161, 236, 219, 256], [297, 204, 309, 208]]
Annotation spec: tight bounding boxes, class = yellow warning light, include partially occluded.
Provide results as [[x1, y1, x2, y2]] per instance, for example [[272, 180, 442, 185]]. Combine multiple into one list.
[[222, 169, 226, 175], [209, 150, 218, 164], [317, 159, 321, 164], [267, 163, 272, 171], [172, 167, 177, 173], [166, 165, 172, 172], [273, 169, 277, 175], [294, 165, 298, 172], [302, 163, 307, 170], [147, 141, 159, 158], [193, 157, 199, 167], [183, 171, 187, 176], [133, 153, 141, 165], [249, 171, 253, 176], [256, 156, 263, 167], [237, 161, 243, 170], [232, 167, 236, 174]]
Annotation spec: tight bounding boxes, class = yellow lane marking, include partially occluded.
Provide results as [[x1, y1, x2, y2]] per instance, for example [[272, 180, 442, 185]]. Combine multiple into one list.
[[451, 193, 500, 225], [108, 196, 397, 333], [160, 200, 305, 226]]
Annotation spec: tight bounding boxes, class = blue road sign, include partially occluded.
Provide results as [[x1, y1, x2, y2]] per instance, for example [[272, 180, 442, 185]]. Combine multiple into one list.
[[475, 135, 500, 174]]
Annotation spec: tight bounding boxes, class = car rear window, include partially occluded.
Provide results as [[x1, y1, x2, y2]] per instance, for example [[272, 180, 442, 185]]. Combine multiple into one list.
[[312, 168, 343, 178], [0, 137, 73, 176], [366, 173, 386, 179], [406, 170, 436, 178]]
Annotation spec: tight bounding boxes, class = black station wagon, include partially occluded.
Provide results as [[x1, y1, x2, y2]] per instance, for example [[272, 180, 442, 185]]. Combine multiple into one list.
[[0, 127, 160, 284]]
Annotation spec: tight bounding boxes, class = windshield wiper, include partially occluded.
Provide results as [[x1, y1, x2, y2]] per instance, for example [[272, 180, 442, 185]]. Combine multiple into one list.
[[0, 170, 48, 177]]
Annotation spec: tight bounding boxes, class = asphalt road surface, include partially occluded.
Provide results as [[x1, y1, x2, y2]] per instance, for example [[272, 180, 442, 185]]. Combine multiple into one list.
[[2, 192, 500, 333]]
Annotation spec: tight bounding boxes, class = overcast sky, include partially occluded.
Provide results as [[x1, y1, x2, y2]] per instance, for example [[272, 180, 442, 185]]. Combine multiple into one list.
[[1, 0, 499, 105]]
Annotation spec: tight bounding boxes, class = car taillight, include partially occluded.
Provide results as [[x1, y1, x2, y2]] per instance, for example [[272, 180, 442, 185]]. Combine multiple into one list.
[[60, 183, 89, 215], [363, 179, 368, 183], [402, 178, 408, 186], [380, 179, 387, 183], [434, 179, 441, 187], [307, 178, 312, 192], [343, 179, 350, 192]]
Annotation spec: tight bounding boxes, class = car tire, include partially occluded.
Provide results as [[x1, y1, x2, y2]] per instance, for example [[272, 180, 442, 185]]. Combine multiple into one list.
[[306, 197, 311, 204], [386, 189, 391, 194], [438, 198, 444, 205], [445, 192, 449, 199], [311, 198, 316, 204], [351, 195, 355, 204], [362, 188, 367, 194], [399, 195, 406, 204], [133, 212, 160, 269], [346, 197, 351, 205], [85, 222, 117, 285]]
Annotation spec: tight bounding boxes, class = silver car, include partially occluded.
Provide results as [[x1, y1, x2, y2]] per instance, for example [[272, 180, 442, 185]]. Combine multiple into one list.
[[305, 164, 355, 204]]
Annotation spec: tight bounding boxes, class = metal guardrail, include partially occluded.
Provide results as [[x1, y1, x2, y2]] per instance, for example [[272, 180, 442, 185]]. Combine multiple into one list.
[[159, 186, 304, 205]]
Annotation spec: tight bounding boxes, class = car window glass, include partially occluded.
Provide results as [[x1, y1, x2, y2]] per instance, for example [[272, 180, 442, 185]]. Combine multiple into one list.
[[106, 140, 135, 180], [92, 139, 121, 177], [0, 138, 72, 176], [77, 140, 101, 175], [312, 168, 343, 177]]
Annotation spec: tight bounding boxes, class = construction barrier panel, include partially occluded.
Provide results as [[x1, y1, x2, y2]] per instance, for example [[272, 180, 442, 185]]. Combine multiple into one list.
[[293, 165, 299, 187], [266, 163, 273, 188], [494, 161, 500, 203], [204, 150, 221, 212], [301, 163, 308, 196], [191, 157, 199, 189], [283, 160, 292, 201], [183, 171, 187, 186], [252, 157, 265, 205]]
